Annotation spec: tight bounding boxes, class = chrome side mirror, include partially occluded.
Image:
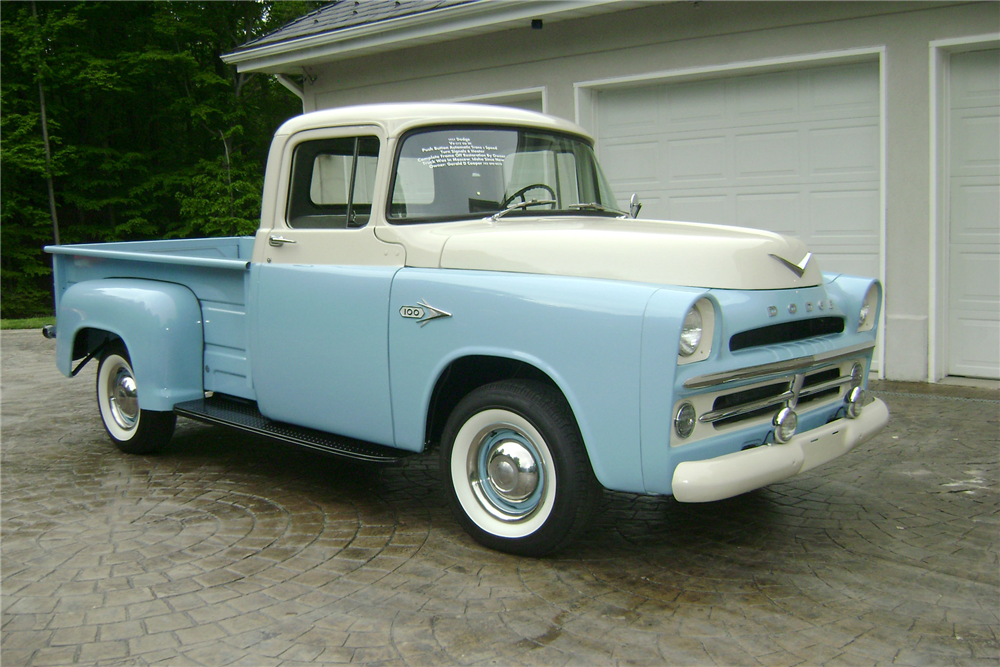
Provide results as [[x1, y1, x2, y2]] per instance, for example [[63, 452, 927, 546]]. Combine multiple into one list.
[[629, 193, 642, 219]]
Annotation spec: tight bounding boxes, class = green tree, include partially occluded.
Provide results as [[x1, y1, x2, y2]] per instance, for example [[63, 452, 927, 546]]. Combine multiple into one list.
[[1, 1, 320, 318]]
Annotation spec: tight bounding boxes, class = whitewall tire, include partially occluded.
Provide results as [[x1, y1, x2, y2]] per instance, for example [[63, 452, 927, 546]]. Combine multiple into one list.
[[441, 380, 599, 556], [96, 342, 176, 454]]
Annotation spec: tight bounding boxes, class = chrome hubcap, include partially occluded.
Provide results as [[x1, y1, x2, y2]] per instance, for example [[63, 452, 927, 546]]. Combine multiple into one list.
[[486, 440, 539, 502], [109, 367, 139, 431], [470, 427, 545, 521]]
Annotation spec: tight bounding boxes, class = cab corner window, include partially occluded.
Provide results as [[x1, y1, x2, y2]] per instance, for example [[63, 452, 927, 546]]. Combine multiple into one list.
[[287, 136, 379, 229]]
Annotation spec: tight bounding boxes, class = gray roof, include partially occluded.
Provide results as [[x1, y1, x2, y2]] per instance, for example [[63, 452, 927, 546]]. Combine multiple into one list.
[[237, 0, 481, 52]]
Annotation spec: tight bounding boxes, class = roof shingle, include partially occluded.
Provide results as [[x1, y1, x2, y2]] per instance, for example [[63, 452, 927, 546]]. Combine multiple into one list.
[[239, 0, 481, 52]]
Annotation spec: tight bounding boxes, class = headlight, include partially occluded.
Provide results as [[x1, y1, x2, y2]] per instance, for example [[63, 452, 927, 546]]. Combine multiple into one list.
[[858, 283, 879, 332], [677, 298, 715, 364], [679, 306, 703, 357]]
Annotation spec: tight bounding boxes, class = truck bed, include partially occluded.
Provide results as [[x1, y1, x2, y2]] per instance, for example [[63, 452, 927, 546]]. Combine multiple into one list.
[[47, 237, 256, 400]]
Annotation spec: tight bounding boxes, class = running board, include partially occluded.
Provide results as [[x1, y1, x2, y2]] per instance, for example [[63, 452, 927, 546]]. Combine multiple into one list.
[[173, 395, 410, 463]]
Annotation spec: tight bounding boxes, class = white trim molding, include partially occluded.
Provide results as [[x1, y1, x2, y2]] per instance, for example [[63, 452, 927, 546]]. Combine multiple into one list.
[[928, 33, 1000, 382], [574, 47, 888, 377]]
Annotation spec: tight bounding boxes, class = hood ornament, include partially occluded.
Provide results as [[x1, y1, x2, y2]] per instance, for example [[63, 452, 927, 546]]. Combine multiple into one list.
[[769, 252, 812, 278]]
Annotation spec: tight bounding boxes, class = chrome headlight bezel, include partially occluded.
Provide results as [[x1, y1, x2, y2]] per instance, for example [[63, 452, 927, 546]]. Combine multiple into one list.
[[858, 283, 880, 332], [677, 298, 714, 365]]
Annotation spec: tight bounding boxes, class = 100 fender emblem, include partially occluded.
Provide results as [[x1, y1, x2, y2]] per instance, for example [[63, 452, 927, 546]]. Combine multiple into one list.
[[400, 301, 452, 327]]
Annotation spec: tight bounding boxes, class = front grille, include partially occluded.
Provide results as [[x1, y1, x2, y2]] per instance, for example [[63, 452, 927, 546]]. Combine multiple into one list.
[[710, 368, 842, 428], [730, 317, 845, 352]]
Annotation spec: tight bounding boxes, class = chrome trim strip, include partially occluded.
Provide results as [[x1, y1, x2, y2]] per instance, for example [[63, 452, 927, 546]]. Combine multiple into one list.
[[798, 375, 855, 398], [699, 391, 795, 424], [683, 341, 875, 390]]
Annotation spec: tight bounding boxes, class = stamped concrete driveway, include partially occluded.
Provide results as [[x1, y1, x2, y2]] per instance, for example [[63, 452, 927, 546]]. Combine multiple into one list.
[[2, 329, 998, 666]]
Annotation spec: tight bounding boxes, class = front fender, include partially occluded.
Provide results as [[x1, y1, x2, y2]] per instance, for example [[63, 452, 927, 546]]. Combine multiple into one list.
[[388, 268, 658, 493], [56, 279, 204, 412]]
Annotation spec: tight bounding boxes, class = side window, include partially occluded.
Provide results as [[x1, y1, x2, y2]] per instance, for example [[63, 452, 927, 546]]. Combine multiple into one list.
[[287, 136, 380, 229]]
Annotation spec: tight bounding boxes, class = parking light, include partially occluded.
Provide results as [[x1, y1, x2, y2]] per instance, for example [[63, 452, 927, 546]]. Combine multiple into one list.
[[845, 386, 866, 419], [674, 402, 697, 439], [773, 407, 798, 443]]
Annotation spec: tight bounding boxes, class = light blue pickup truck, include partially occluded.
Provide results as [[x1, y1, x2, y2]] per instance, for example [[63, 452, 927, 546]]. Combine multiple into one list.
[[46, 103, 888, 556]]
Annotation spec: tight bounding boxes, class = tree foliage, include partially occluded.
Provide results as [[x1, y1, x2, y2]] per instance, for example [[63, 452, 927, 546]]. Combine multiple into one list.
[[1, 1, 320, 317]]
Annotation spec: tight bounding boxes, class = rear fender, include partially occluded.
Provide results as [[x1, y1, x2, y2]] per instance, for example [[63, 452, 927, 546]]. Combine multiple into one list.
[[56, 279, 204, 411]]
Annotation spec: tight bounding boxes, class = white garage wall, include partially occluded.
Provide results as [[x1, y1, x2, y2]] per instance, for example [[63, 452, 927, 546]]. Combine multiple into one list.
[[296, 2, 999, 381]]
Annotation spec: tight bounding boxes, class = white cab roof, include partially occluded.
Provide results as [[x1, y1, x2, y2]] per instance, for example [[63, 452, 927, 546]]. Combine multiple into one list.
[[274, 103, 593, 141]]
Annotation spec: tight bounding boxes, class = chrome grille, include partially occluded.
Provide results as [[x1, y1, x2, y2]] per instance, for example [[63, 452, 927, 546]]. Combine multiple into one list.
[[702, 368, 845, 428]]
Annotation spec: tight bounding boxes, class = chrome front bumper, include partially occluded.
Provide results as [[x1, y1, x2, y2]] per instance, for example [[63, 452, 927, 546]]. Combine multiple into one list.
[[670, 397, 889, 503]]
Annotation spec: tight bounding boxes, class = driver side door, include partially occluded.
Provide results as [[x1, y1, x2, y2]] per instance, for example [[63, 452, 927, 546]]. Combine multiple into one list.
[[252, 126, 403, 446]]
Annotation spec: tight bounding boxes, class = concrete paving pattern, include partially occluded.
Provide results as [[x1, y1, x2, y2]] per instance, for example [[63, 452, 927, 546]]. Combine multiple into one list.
[[2, 330, 997, 666]]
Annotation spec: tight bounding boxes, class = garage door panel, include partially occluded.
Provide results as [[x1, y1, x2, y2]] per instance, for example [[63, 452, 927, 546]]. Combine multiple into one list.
[[735, 131, 800, 178], [950, 49, 1000, 104], [598, 88, 661, 135], [947, 317, 1000, 378], [951, 181, 1000, 241], [735, 71, 799, 119], [809, 189, 879, 237], [807, 63, 880, 116], [950, 252, 1000, 309], [667, 136, 727, 182], [951, 112, 1000, 176], [813, 252, 879, 281], [603, 140, 662, 186], [667, 194, 730, 225], [808, 125, 879, 176], [735, 192, 800, 234], [666, 79, 727, 124]]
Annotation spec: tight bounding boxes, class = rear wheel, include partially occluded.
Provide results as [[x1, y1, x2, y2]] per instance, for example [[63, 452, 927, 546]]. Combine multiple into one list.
[[96, 342, 175, 454], [441, 380, 599, 557]]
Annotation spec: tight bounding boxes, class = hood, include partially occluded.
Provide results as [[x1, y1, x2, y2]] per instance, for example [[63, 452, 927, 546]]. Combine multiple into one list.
[[386, 217, 823, 290]]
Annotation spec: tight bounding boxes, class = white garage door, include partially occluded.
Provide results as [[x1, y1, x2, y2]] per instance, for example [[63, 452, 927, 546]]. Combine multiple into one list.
[[948, 49, 999, 379], [595, 61, 881, 279]]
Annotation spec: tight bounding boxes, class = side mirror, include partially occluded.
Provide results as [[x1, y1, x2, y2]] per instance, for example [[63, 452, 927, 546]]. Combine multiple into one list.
[[629, 193, 642, 219]]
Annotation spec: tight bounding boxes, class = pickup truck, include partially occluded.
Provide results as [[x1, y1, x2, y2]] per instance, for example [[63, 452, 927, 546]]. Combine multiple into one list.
[[45, 103, 889, 556]]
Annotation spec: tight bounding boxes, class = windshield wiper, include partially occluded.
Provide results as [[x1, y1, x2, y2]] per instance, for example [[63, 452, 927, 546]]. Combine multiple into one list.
[[491, 199, 557, 221], [568, 202, 629, 217]]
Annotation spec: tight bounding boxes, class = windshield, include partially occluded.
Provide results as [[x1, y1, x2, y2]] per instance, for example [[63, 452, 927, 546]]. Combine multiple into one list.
[[388, 127, 620, 223]]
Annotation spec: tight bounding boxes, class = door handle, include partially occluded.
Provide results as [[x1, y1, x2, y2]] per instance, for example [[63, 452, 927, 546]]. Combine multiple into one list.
[[268, 236, 296, 247]]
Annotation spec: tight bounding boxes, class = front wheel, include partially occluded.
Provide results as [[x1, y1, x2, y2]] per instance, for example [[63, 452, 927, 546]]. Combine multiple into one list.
[[440, 380, 599, 557], [96, 342, 176, 454]]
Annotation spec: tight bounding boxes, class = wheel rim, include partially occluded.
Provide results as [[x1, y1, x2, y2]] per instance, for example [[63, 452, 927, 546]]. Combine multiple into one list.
[[109, 366, 139, 430], [473, 426, 545, 520], [451, 409, 556, 538]]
